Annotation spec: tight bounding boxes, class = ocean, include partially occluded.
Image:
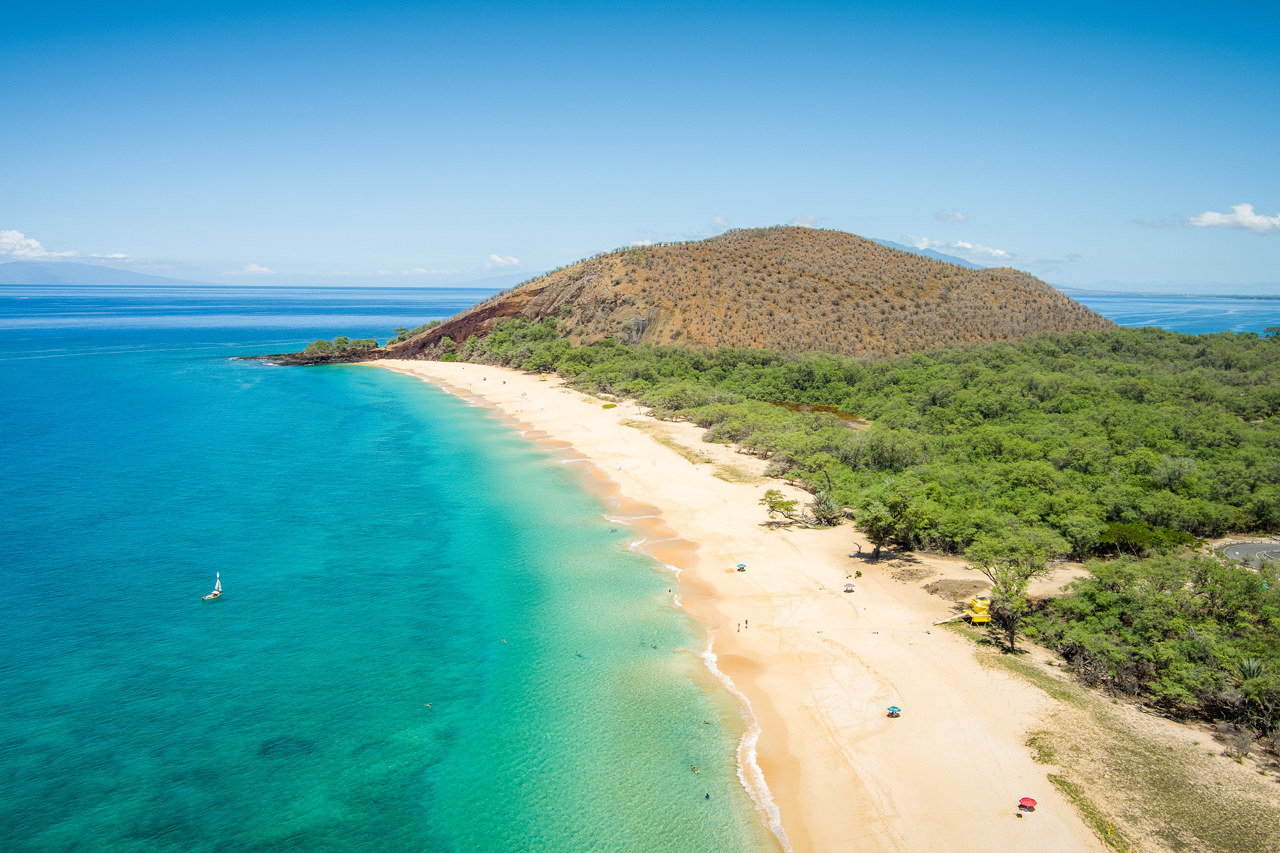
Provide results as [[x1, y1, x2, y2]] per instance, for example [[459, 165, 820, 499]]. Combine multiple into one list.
[[0, 286, 777, 853], [1065, 291, 1280, 335], [2, 283, 1276, 852]]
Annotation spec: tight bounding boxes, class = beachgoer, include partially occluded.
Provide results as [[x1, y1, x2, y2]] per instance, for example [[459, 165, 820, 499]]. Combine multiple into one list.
[[705, 794, 710, 799], [691, 765, 698, 773], [737, 623, 740, 632]]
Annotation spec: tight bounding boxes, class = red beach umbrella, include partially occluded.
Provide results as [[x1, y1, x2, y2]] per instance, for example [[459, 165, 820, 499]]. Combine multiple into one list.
[[1019, 797, 1038, 809]]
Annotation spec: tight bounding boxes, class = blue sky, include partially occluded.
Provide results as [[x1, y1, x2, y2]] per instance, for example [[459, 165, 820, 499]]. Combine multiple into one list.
[[3, 1, 1277, 291]]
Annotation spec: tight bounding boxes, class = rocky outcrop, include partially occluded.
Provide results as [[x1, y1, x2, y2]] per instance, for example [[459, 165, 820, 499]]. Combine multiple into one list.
[[235, 349, 389, 366]]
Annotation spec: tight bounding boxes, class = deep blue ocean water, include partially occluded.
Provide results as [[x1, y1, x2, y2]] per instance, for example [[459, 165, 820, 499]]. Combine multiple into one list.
[[0, 286, 776, 853], [1066, 291, 1280, 335]]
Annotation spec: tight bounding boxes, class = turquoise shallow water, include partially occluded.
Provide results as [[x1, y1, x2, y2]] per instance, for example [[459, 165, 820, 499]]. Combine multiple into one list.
[[0, 287, 776, 852]]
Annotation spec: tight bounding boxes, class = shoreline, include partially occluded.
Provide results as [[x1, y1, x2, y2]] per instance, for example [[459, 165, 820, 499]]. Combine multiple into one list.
[[368, 359, 1108, 853]]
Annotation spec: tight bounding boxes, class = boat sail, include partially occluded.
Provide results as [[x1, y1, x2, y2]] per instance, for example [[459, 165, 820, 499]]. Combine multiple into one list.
[[202, 572, 222, 601]]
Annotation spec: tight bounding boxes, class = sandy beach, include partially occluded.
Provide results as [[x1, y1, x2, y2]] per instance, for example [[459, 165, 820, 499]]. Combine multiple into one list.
[[370, 358, 1108, 853]]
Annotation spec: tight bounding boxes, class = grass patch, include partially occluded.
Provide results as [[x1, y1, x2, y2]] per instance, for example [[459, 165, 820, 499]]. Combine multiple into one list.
[[940, 621, 1001, 650], [602, 403, 617, 409], [1026, 731, 1056, 764], [621, 420, 713, 465], [712, 463, 765, 484], [1049, 774, 1130, 851], [981, 649, 1082, 705]]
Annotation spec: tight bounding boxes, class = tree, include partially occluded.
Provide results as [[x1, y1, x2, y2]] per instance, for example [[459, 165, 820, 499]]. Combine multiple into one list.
[[853, 477, 927, 558], [333, 336, 351, 350], [856, 500, 897, 560], [965, 527, 1068, 651], [303, 339, 336, 356], [760, 489, 800, 523], [1264, 326, 1280, 338]]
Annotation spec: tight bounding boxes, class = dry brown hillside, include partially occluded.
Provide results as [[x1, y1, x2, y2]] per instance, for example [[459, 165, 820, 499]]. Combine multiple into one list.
[[389, 227, 1114, 359]]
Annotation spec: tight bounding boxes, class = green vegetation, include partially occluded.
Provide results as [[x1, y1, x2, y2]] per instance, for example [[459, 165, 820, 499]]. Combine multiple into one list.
[[389, 321, 442, 345], [966, 527, 1069, 651], [1048, 774, 1131, 851], [303, 336, 378, 355], [447, 318, 1279, 557], [759, 489, 800, 521], [1027, 554, 1280, 733]]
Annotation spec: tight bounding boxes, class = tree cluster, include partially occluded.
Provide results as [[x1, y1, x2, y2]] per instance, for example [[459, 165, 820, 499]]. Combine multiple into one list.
[[302, 336, 379, 355], [1027, 555, 1280, 736], [438, 319, 1280, 559]]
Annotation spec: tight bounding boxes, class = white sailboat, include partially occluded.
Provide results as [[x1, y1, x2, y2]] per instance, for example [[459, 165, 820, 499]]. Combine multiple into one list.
[[202, 572, 223, 601]]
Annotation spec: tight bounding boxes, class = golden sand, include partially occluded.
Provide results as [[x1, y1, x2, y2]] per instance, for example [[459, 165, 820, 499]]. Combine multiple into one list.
[[369, 359, 1107, 853]]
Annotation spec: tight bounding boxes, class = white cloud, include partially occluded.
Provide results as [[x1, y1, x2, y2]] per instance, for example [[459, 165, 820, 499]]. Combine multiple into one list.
[[908, 236, 1011, 264], [402, 267, 459, 275], [1135, 218, 1177, 229], [906, 236, 1078, 269], [629, 240, 653, 247], [1, 229, 136, 263], [222, 263, 276, 276], [1185, 203, 1280, 234], [486, 254, 521, 268], [712, 216, 730, 229], [935, 209, 967, 224], [1, 230, 78, 260], [790, 215, 820, 227]]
